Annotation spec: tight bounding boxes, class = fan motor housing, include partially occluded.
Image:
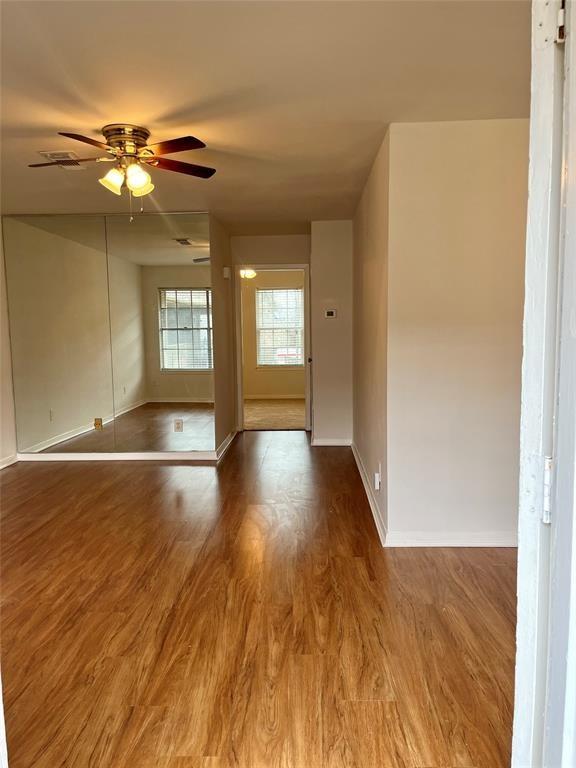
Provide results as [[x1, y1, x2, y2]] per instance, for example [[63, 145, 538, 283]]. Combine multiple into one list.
[[101, 124, 151, 155]]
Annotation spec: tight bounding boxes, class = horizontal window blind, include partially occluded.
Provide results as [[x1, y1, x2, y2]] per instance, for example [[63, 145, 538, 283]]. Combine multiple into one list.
[[159, 288, 213, 370], [255, 288, 304, 366]]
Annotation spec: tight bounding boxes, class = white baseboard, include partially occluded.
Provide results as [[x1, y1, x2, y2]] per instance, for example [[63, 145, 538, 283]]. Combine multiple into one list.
[[384, 531, 518, 547], [244, 395, 305, 401], [216, 431, 237, 461], [147, 397, 215, 404], [311, 437, 352, 446], [351, 443, 387, 547], [0, 454, 18, 470], [21, 416, 114, 453]]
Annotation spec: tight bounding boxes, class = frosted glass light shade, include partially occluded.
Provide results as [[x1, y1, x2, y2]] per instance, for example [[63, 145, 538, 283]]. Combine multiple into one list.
[[98, 167, 124, 195], [126, 163, 152, 192]]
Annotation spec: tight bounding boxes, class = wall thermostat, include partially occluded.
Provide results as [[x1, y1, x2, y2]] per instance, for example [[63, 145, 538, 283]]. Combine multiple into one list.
[[325, 309, 337, 318]]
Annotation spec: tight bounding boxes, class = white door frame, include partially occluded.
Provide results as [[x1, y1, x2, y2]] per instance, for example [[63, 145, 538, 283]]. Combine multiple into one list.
[[542, 0, 576, 763], [513, 1, 576, 765], [233, 263, 311, 432]]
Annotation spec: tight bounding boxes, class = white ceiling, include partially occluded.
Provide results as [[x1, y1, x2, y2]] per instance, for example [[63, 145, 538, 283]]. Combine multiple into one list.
[[0, 0, 530, 230]]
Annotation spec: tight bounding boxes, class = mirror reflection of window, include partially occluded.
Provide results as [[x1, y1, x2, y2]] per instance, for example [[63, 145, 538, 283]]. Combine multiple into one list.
[[158, 288, 213, 370]]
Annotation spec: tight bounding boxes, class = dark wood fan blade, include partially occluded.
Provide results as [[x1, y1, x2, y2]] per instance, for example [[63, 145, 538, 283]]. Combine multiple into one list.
[[28, 157, 107, 167], [150, 157, 216, 178], [143, 136, 205, 155], [58, 132, 113, 152]]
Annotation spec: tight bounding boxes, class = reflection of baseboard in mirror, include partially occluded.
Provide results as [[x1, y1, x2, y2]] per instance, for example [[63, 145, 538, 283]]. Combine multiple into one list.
[[3, 212, 221, 458]]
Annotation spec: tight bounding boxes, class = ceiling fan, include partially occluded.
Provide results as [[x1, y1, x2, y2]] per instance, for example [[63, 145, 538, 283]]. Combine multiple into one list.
[[29, 123, 216, 197]]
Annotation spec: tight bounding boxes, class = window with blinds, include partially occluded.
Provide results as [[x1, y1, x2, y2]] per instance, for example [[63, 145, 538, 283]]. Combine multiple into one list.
[[158, 288, 213, 370], [255, 288, 304, 366]]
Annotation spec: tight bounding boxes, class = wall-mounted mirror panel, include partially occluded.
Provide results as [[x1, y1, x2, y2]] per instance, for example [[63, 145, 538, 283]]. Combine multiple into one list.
[[106, 213, 214, 451], [3, 212, 214, 454], [3, 215, 114, 452]]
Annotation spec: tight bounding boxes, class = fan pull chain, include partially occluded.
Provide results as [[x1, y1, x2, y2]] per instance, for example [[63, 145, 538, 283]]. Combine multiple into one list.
[[129, 189, 134, 223]]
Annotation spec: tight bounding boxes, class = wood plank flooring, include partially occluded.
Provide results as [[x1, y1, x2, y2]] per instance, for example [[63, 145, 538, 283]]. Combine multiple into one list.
[[0, 431, 517, 767], [42, 402, 215, 453]]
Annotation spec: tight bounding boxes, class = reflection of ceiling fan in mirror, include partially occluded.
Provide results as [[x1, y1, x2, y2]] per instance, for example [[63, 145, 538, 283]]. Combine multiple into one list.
[[29, 124, 216, 197]]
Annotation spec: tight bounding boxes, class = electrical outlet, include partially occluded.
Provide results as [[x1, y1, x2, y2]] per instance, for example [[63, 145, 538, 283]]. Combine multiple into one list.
[[174, 418, 184, 433], [374, 465, 381, 491], [94, 418, 103, 431]]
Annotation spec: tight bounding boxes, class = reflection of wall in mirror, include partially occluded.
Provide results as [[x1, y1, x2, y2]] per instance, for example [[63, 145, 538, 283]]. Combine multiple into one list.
[[3, 216, 114, 453], [1, 229, 17, 467]]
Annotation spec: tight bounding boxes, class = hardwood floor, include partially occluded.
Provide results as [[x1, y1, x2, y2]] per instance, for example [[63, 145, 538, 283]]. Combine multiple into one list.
[[0, 431, 516, 767], [244, 399, 306, 430], [42, 402, 215, 453]]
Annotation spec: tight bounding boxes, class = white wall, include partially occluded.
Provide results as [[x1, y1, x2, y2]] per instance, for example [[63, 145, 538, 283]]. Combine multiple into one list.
[[311, 221, 353, 445], [108, 255, 147, 414], [231, 234, 310, 265], [386, 120, 528, 545], [353, 132, 391, 541], [210, 216, 237, 448], [141, 265, 214, 403], [353, 119, 528, 546], [0, 230, 17, 468], [3, 216, 114, 452], [241, 269, 306, 399]]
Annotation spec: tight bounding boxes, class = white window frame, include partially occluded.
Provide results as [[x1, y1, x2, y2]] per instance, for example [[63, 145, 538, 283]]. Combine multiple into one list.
[[255, 286, 305, 369], [158, 287, 213, 372]]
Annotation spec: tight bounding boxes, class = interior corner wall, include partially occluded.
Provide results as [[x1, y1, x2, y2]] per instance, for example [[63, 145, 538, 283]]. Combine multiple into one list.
[[310, 220, 353, 445], [108, 255, 147, 414], [210, 216, 236, 449], [386, 119, 528, 546], [352, 132, 391, 542], [0, 229, 17, 468]]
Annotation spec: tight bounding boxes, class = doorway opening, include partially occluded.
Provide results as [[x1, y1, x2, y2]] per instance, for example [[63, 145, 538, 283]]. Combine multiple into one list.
[[235, 265, 311, 432]]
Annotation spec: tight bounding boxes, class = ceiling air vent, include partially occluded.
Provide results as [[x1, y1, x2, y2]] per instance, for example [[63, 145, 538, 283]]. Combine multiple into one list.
[[174, 238, 209, 248], [37, 150, 86, 170]]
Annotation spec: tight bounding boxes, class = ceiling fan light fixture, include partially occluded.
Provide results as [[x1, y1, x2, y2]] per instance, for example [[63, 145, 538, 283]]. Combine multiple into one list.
[[98, 166, 124, 195], [130, 181, 155, 198], [33, 125, 215, 206], [126, 162, 152, 192]]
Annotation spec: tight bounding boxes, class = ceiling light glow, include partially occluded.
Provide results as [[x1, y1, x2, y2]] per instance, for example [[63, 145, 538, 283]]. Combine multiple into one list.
[[126, 163, 152, 192], [98, 166, 124, 195]]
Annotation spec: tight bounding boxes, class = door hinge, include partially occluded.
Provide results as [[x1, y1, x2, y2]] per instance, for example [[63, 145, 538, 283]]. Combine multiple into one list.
[[556, 1, 566, 44], [542, 455, 554, 524]]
